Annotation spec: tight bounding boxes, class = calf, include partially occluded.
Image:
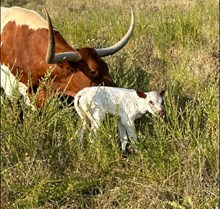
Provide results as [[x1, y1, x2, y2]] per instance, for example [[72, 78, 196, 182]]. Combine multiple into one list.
[[74, 86, 165, 152]]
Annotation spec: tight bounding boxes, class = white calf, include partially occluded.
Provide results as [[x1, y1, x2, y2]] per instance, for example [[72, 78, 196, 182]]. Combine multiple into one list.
[[74, 86, 165, 152]]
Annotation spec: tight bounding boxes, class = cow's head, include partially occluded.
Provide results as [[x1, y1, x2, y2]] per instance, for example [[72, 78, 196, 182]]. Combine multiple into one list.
[[43, 7, 134, 97]]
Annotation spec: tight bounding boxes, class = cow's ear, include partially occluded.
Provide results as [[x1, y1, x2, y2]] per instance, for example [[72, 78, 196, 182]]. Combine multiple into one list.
[[136, 91, 147, 99], [160, 90, 165, 97]]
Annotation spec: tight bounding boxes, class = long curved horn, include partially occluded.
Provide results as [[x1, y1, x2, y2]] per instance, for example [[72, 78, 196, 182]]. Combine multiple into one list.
[[95, 7, 135, 57], [44, 7, 81, 63]]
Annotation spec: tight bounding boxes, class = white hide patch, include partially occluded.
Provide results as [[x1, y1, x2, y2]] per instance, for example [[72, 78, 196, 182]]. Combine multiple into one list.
[[0, 63, 35, 109], [1, 6, 48, 33]]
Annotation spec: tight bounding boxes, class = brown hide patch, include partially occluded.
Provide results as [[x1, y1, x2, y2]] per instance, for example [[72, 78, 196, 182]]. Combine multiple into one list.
[[1, 22, 54, 86], [136, 91, 147, 99]]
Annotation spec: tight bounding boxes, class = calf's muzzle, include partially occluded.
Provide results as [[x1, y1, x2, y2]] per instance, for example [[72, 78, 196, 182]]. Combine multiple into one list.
[[158, 109, 166, 118]]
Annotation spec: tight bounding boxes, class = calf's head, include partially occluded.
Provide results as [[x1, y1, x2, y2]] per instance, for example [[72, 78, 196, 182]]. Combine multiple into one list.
[[137, 90, 166, 117]]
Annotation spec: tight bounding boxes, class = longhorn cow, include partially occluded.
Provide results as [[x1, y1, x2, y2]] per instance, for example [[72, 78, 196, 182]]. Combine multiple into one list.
[[0, 6, 134, 107]]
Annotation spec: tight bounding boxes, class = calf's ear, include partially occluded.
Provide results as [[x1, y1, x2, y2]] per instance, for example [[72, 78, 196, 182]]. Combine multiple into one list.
[[136, 91, 147, 99], [160, 90, 165, 97]]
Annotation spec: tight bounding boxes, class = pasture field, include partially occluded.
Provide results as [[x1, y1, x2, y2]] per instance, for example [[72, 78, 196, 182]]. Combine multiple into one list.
[[1, 0, 219, 208]]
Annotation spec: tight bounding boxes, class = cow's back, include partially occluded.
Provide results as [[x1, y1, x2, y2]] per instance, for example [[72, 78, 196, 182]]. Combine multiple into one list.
[[1, 6, 47, 33], [1, 6, 9, 14]]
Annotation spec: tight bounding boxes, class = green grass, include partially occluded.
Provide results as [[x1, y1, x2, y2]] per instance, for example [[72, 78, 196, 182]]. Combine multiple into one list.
[[1, 0, 219, 208]]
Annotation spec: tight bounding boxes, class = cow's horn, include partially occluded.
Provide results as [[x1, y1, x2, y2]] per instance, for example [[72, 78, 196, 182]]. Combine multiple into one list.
[[95, 7, 135, 57], [44, 7, 81, 64]]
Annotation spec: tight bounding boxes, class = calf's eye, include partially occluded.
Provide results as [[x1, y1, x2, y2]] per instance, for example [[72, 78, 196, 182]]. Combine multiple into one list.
[[149, 100, 154, 105]]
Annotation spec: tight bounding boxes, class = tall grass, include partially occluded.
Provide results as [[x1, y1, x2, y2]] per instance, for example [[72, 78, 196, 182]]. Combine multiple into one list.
[[1, 0, 219, 208]]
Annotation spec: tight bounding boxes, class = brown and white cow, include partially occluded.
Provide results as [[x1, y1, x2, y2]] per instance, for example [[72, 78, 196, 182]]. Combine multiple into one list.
[[0, 6, 134, 107]]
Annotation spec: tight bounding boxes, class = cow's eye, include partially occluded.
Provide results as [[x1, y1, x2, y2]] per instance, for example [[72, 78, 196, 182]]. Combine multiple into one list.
[[70, 68, 76, 73], [90, 71, 96, 75], [149, 100, 154, 105], [89, 70, 99, 77]]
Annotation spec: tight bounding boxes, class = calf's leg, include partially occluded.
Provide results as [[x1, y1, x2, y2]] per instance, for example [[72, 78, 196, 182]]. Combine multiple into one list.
[[86, 110, 105, 142], [118, 122, 128, 152], [121, 120, 138, 153], [78, 118, 90, 145]]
